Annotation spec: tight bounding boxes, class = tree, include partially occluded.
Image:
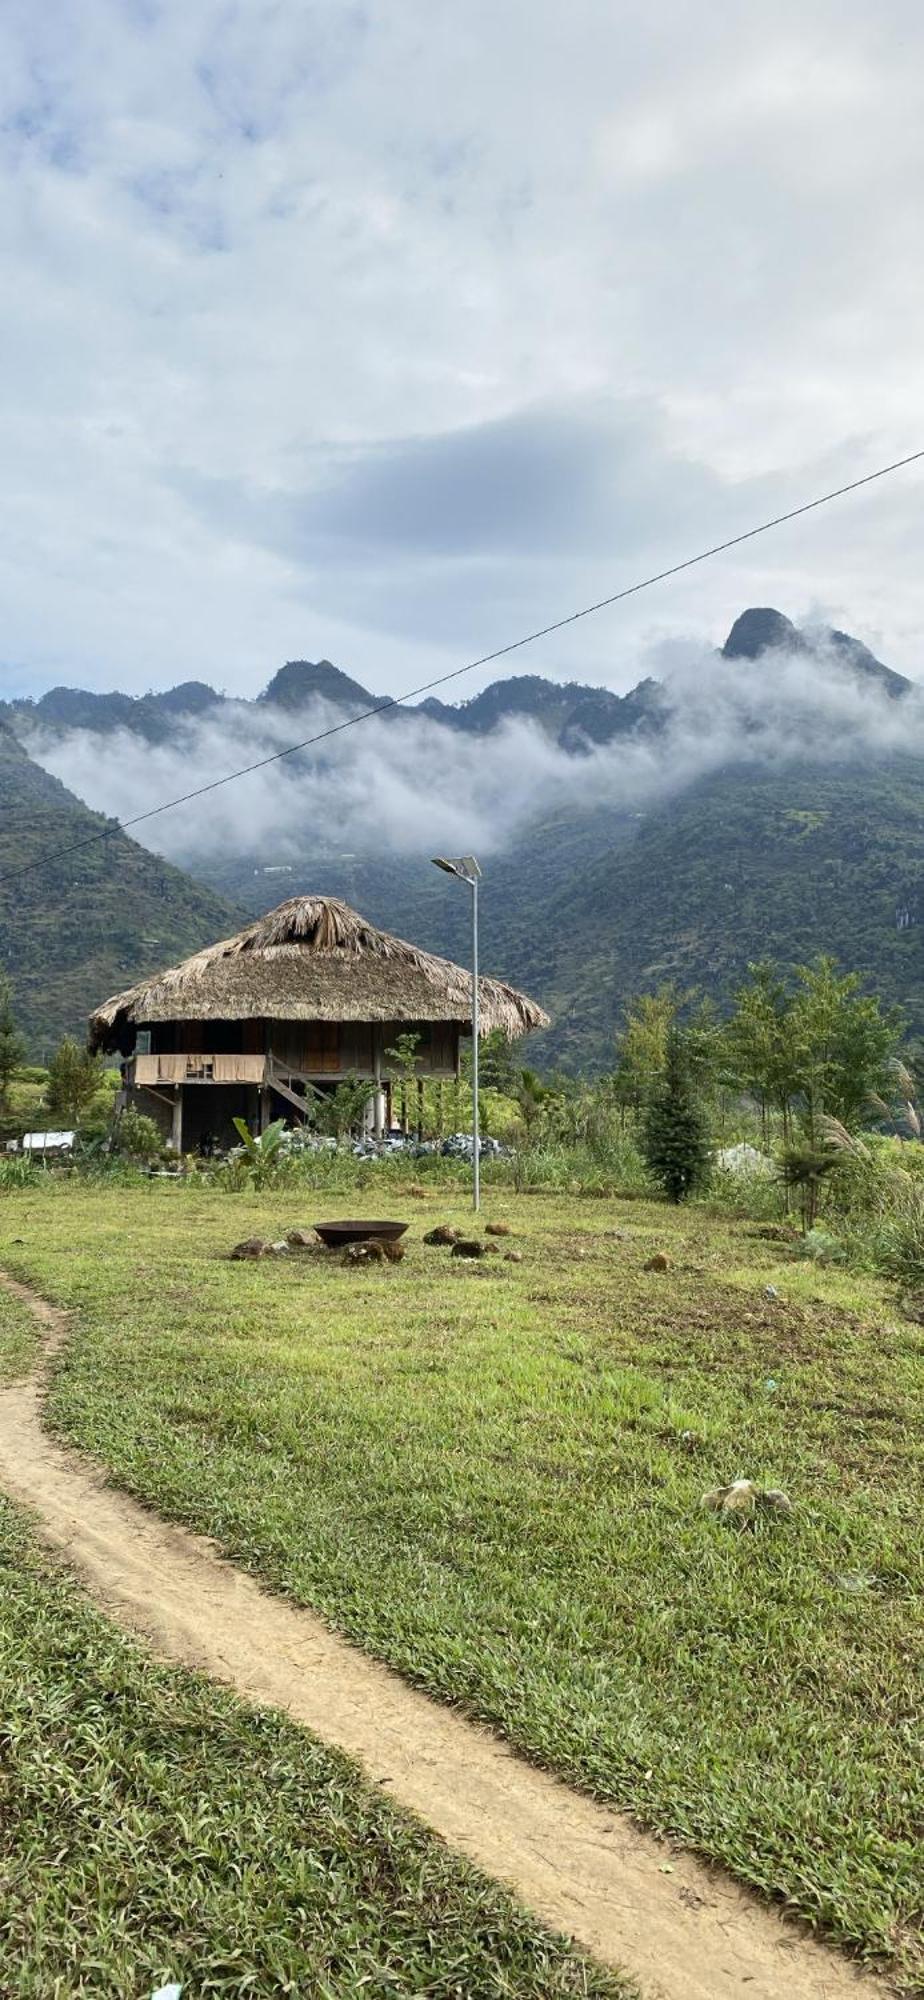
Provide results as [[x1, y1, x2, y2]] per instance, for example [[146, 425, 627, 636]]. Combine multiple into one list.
[[0, 975, 24, 1111], [723, 961, 797, 1143], [313, 1076, 374, 1140], [778, 1144, 841, 1234], [513, 1066, 557, 1144], [723, 956, 901, 1145], [613, 987, 721, 1118], [475, 1029, 524, 1096], [788, 956, 900, 1139], [384, 1032, 421, 1134], [642, 1030, 710, 1202], [613, 987, 679, 1114], [45, 1038, 103, 1128]]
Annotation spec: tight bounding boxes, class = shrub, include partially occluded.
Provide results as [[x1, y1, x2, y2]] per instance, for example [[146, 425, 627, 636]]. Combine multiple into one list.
[[777, 1145, 841, 1233], [871, 1183, 924, 1291], [795, 1226, 847, 1266], [112, 1109, 163, 1163]]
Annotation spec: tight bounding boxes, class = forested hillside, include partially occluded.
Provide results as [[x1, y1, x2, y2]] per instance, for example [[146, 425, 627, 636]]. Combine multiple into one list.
[[0, 724, 241, 1055], [200, 760, 924, 1071]]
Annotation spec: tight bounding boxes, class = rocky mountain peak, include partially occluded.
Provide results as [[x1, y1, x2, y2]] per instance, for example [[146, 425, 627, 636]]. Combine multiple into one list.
[[722, 608, 803, 660]]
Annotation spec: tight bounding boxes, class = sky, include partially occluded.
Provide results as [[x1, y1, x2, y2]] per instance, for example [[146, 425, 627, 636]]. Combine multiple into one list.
[[2, 0, 924, 706]]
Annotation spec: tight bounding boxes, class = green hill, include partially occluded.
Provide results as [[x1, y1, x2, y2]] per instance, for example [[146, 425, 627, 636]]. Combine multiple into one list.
[[0, 723, 242, 1057], [529, 760, 924, 1067], [199, 762, 924, 1072]]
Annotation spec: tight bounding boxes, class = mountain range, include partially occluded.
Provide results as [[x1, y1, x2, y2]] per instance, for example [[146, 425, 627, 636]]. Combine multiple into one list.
[[1, 607, 922, 1065], [1, 605, 909, 749]]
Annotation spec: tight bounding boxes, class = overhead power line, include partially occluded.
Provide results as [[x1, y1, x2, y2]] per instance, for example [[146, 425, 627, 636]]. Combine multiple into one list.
[[2, 441, 923, 893]]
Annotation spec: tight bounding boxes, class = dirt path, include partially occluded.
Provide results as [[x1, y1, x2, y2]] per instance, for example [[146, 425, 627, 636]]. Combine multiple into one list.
[[0, 1274, 892, 2000]]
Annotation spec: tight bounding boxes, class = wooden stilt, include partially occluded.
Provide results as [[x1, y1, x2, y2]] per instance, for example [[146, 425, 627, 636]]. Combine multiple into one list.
[[373, 1032, 385, 1138]]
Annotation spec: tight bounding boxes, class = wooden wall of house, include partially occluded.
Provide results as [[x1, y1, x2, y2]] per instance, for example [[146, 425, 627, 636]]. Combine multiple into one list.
[[143, 1018, 461, 1076], [150, 1020, 265, 1054], [376, 1022, 460, 1076]]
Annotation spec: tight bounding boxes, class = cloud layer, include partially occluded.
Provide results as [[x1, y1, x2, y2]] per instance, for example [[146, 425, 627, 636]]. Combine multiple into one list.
[[2, 2, 924, 701], [22, 642, 924, 868]]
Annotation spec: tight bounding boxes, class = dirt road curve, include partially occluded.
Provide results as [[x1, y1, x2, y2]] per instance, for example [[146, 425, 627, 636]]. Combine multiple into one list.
[[0, 1273, 892, 2000]]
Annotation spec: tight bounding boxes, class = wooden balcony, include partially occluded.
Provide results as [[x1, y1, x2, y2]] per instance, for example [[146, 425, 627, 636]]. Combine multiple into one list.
[[131, 1053, 268, 1086]]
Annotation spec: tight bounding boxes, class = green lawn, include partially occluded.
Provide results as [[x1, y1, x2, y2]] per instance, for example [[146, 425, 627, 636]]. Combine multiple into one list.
[[0, 1507, 623, 1996], [2, 1180, 922, 1989]]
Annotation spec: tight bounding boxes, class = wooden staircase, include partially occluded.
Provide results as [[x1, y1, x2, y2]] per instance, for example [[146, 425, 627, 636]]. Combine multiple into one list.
[[265, 1055, 324, 1121]]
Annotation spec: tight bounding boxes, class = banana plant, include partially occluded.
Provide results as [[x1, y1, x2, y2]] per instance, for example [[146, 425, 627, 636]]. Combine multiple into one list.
[[231, 1116, 290, 1189]]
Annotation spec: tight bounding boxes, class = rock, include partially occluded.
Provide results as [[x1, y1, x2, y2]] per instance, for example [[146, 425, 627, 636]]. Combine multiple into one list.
[[702, 1478, 793, 1518], [343, 1240, 387, 1265], [760, 1488, 793, 1514], [268, 1241, 290, 1255], [424, 1224, 462, 1246], [382, 1238, 406, 1262], [764, 1284, 780, 1300], [230, 1237, 268, 1261], [485, 1220, 512, 1236], [644, 1251, 670, 1272], [286, 1228, 317, 1248], [451, 1239, 487, 1259], [702, 1478, 758, 1515], [504, 1249, 524, 1264]]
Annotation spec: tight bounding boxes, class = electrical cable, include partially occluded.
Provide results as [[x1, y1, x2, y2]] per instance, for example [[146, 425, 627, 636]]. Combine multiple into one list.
[[2, 442, 922, 890]]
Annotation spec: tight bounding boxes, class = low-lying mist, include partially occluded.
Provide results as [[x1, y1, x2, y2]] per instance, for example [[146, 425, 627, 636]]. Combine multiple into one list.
[[20, 640, 924, 867]]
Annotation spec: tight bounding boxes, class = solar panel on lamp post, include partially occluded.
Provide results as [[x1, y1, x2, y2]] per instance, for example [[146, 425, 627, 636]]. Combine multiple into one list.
[[431, 855, 482, 1212]]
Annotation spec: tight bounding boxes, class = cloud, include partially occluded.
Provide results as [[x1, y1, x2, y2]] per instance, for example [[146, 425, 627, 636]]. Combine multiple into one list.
[[2, 1, 924, 702], [21, 641, 924, 874]]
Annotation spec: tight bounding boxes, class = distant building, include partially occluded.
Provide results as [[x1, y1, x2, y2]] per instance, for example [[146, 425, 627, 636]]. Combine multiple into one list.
[[89, 894, 548, 1152]]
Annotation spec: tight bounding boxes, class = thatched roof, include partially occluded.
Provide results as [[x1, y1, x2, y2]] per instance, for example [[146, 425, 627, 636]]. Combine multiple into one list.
[[89, 895, 549, 1050]]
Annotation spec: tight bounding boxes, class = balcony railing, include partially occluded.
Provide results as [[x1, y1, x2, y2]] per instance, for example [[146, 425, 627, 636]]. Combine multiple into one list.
[[131, 1053, 268, 1085]]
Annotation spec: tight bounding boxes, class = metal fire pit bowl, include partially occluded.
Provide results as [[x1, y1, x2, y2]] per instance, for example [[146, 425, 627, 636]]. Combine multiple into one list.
[[313, 1220, 410, 1249]]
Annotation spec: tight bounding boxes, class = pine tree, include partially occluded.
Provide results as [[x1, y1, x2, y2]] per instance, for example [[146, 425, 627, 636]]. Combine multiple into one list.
[[0, 975, 25, 1111], [642, 1029, 710, 1202]]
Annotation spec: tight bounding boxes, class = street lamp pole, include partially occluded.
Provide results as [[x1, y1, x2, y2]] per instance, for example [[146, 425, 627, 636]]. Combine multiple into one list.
[[431, 855, 482, 1213], [471, 867, 480, 1213]]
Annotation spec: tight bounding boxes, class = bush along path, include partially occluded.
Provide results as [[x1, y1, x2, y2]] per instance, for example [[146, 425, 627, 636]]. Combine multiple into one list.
[[0, 1270, 897, 2000]]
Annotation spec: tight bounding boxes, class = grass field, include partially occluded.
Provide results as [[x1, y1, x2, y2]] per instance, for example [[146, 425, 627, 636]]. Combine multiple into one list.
[[0, 1499, 625, 1999], [1, 1180, 922, 1990]]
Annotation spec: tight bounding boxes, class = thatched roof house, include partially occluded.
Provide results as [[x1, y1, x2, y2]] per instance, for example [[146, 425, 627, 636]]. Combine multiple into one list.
[[91, 895, 548, 1151]]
